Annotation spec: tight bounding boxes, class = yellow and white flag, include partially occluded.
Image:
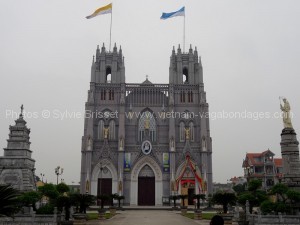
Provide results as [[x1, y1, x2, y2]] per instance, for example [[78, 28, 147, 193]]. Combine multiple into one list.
[[86, 3, 112, 19]]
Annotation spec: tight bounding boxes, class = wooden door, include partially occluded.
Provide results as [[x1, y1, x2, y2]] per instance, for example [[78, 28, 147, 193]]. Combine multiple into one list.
[[138, 177, 155, 205], [98, 178, 112, 206]]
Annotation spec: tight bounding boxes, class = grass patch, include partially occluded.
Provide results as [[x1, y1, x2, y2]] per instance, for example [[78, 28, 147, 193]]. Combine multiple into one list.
[[87, 213, 98, 220], [202, 212, 216, 220], [86, 212, 114, 220], [183, 212, 216, 220]]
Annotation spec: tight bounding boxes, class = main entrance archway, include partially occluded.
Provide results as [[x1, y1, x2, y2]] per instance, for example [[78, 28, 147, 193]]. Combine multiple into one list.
[[130, 156, 163, 206], [138, 165, 155, 205], [90, 159, 118, 197]]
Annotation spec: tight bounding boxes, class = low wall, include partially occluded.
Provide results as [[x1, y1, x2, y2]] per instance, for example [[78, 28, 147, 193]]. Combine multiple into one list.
[[0, 213, 64, 225], [247, 213, 300, 225]]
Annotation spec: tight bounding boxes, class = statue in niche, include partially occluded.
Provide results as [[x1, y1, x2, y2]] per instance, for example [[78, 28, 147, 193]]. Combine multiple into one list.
[[170, 136, 175, 151], [87, 136, 92, 151], [185, 127, 190, 140], [119, 136, 124, 150], [103, 127, 109, 139], [144, 117, 150, 129]]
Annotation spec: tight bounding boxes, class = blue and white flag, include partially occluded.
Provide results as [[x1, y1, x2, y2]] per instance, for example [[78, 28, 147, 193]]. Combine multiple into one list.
[[160, 7, 185, 20]]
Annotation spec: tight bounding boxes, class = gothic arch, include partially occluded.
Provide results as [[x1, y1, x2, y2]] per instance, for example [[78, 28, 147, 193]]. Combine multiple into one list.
[[175, 158, 201, 194], [130, 156, 163, 205], [183, 67, 189, 83], [90, 159, 118, 196]]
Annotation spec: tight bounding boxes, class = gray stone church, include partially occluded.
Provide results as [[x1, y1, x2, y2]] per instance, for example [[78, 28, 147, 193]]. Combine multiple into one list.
[[80, 44, 213, 206]]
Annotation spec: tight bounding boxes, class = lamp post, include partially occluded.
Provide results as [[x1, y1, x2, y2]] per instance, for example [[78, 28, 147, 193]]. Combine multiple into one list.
[[55, 166, 64, 185]]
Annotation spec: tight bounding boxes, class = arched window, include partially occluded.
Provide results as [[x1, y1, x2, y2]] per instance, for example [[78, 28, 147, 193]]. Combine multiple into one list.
[[109, 90, 114, 100], [183, 67, 188, 83], [98, 120, 104, 140], [179, 122, 185, 142], [138, 111, 156, 142], [189, 122, 194, 142], [109, 120, 115, 140], [106, 67, 111, 83], [100, 90, 106, 100], [188, 91, 193, 102], [180, 91, 185, 102]]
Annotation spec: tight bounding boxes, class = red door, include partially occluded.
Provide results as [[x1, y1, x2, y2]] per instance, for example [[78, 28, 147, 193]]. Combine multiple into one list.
[[138, 177, 155, 205]]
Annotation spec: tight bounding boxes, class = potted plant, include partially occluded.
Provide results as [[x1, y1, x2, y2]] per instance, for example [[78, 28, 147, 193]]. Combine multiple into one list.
[[70, 194, 96, 222], [109, 193, 118, 215], [193, 194, 206, 211], [212, 191, 236, 223], [193, 194, 206, 220], [115, 195, 125, 209], [169, 195, 179, 209], [179, 195, 188, 214], [97, 194, 109, 220]]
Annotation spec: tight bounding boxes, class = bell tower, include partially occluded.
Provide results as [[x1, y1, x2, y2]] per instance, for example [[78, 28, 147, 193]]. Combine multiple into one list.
[[169, 44, 203, 86], [90, 43, 125, 84]]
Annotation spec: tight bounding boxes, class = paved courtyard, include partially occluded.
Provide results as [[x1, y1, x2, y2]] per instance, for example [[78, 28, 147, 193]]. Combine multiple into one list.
[[87, 210, 210, 225]]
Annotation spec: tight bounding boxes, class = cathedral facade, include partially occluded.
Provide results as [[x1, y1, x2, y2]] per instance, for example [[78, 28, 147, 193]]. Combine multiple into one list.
[[80, 44, 213, 205]]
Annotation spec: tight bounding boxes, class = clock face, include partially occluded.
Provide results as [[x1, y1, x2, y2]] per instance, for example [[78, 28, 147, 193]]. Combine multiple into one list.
[[141, 140, 152, 155]]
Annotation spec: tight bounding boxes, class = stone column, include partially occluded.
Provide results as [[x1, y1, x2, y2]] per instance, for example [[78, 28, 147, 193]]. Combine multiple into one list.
[[280, 128, 300, 190]]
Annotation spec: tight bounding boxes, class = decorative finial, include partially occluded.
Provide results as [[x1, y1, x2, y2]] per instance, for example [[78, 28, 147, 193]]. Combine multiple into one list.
[[146, 75, 149, 80], [92, 55, 95, 63], [20, 104, 24, 116]]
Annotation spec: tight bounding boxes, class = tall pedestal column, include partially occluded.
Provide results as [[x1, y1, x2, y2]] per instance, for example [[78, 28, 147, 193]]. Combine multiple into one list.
[[280, 128, 300, 190]]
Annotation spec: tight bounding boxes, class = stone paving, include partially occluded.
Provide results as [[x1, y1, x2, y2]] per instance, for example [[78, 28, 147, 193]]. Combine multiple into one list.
[[86, 210, 211, 225]]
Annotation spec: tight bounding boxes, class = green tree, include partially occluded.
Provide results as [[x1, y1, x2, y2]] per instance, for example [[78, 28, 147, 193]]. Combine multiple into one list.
[[38, 183, 59, 200], [169, 195, 179, 208], [0, 185, 20, 217], [212, 191, 237, 213], [18, 191, 41, 211], [268, 183, 300, 214], [238, 179, 267, 213], [179, 195, 188, 208], [232, 183, 246, 195], [260, 200, 274, 214], [115, 195, 125, 208], [57, 195, 71, 220], [97, 194, 109, 209], [70, 194, 96, 213], [56, 183, 70, 194], [193, 194, 206, 210]]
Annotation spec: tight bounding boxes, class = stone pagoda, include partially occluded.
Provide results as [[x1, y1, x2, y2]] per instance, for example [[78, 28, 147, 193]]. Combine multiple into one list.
[[0, 105, 36, 191]]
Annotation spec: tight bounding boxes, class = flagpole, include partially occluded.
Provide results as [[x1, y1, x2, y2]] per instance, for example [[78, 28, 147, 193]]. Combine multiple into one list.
[[183, 14, 185, 53], [109, 5, 113, 52]]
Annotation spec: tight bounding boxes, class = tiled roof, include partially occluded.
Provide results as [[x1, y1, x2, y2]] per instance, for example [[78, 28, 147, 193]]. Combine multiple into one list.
[[274, 158, 283, 167], [243, 150, 281, 167]]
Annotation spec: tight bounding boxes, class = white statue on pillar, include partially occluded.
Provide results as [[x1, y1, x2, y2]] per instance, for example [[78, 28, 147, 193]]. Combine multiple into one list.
[[280, 97, 293, 129]]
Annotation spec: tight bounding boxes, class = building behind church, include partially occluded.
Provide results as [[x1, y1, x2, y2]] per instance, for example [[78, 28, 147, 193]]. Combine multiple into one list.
[[80, 44, 213, 205]]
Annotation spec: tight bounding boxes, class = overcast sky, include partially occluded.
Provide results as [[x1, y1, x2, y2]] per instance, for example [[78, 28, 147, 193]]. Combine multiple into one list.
[[0, 0, 300, 184]]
